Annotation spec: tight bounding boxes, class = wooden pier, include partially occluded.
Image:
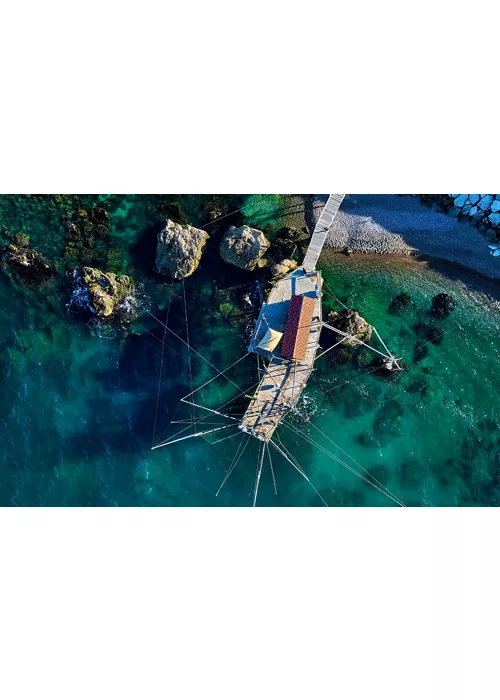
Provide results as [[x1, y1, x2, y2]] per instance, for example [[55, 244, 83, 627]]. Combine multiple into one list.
[[302, 194, 345, 271]]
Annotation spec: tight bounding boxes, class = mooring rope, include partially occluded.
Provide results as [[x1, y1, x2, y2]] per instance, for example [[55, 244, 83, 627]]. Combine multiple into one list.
[[180, 399, 240, 422], [147, 310, 244, 395], [266, 442, 277, 496], [209, 430, 241, 446], [181, 352, 250, 402], [269, 438, 328, 506], [216, 434, 251, 497], [160, 379, 260, 447], [304, 420, 406, 507], [153, 424, 234, 450], [253, 441, 266, 507], [200, 194, 273, 231], [152, 283, 174, 448], [282, 421, 405, 507], [182, 278, 195, 423], [322, 280, 349, 310]]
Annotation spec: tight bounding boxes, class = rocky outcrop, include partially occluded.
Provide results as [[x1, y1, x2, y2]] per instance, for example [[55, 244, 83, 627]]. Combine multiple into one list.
[[419, 194, 500, 243], [1, 243, 53, 289], [220, 225, 270, 271], [269, 258, 297, 281], [68, 266, 136, 321], [155, 219, 209, 279], [327, 308, 372, 345]]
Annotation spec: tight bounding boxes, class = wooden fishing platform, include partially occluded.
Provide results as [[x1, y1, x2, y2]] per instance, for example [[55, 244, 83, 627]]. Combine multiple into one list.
[[239, 194, 345, 442], [240, 269, 323, 441]]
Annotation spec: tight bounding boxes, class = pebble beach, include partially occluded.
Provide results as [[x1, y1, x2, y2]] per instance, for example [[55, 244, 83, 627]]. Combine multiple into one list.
[[321, 194, 500, 280]]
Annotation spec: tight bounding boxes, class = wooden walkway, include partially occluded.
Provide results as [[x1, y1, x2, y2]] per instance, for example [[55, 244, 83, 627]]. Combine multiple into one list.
[[302, 194, 345, 272], [240, 270, 322, 441]]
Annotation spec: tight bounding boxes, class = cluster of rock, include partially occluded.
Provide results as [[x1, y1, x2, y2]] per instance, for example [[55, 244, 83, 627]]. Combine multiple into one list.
[[420, 194, 500, 241], [154, 218, 303, 281], [0, 242, 53, 289], [67, 266, 136, 322]]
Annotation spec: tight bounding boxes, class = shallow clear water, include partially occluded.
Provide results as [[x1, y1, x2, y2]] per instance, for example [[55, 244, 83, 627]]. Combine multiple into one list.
[[1, 196, 499, 506]]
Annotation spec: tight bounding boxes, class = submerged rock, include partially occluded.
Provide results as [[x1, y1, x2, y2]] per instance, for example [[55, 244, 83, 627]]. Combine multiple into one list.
[[327, 308, 373, 345], [220, 225, 270, 271], [1, 243, 53, 289], [398, 460, 426, 489], [373, 399, 404, 437], [430, 293, 457, 320], [413, 321, 444, 346], [68, 266, 136, 321], [413, 343, 429, 363], [407, 377, 430, 397], [155, 219, 209, 279], [203, 196, 230, 223], [388, 293, 412, 316]]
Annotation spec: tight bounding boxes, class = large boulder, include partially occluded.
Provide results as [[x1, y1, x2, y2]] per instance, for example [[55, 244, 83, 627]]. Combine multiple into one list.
[[155, 219, 209, 279], [478, 195, 494, 211], [488, 212, 500, 228], [68, 266, 136, 321], [1, 243, 53, 289], [453, 194, 468, 208], [220, 225, 270, 271], [327, 308, 372, 345]]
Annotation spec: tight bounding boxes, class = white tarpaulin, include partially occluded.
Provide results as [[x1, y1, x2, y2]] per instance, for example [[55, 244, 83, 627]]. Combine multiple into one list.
[[257, 327, 283, 352]]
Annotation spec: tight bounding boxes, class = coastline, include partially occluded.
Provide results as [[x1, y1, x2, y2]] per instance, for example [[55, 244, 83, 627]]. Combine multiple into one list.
[[320, 248, 500, 299], [323, 194, 500, 280]]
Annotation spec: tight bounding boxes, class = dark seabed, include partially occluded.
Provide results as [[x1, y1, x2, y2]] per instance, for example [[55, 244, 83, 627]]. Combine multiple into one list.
[[0, 195, 499, 505]]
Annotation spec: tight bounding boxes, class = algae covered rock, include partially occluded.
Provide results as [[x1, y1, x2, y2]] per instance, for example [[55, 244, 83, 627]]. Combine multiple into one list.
[[413, 321, 444, 346], [327, 308, 373, 345], [155, 219, 209, 279], [220, 225, 270, 271], [1, 243, 53, 289], [430, 293, 457, 320], [389, 293, 412, 316], [68, 266, 136, 321]]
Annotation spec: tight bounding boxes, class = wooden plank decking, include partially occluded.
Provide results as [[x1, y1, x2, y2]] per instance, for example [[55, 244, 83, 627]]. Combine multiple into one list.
[[248, 270, 322, 355], [302, 194, 345, 272], [240, 270, 322, 442]]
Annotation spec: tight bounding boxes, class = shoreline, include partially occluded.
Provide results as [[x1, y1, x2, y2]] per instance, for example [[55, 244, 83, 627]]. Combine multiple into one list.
[[320, 248, 500, 294], [322, 194, 500, 280]]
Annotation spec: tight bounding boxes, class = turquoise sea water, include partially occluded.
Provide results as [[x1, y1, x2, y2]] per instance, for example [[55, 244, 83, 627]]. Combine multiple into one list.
[[0, 196, 498, 506]]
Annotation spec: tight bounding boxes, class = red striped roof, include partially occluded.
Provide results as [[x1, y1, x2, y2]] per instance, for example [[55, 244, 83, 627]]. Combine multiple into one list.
[[281, 295, 315, 361]]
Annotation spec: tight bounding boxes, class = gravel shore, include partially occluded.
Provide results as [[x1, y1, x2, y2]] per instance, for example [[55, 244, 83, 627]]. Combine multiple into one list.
[[323, 194, 500, 280]]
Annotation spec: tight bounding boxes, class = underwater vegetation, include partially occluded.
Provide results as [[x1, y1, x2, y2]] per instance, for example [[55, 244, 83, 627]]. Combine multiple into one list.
[[0, 196, 498, 506]]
